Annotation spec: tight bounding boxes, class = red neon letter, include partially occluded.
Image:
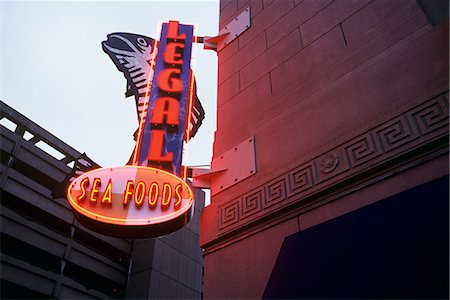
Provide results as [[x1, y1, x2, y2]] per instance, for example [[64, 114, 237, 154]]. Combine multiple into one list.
[[157, 68, 182, 93], [89, 178, 101, 203], [161, 183, 172, 209], [148, 130, 173, 162], [174, 184, 182, 210], [150, 97, 180, 126], [101, 179, 112, 205], [134, 181, 146, 207], [77, 177, 90, 202], [148, 182, 159, 208], [164, 42, 185, 66], [123, 180, 134, 206], [166, 20, 186, 41]]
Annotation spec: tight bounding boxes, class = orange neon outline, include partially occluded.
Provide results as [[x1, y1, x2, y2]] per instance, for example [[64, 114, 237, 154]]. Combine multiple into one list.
[[161, 183, 172, 209], [148, 182, 159, 207], [66, 166, 193, 225], [77, 177, 90, 202], [185, 62, 196, 141], [181, 24, 196, 180], [89, 178, 101, 203], [134, 181, 146, 207], [132, 40, 160, 166], [101, 179, 113, 205], [182, 165, 188, 181], [181, 70, 196, 181]]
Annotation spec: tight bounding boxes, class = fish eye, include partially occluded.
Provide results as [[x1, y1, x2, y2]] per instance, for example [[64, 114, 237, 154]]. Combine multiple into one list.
[[137, 38, 147, 46]]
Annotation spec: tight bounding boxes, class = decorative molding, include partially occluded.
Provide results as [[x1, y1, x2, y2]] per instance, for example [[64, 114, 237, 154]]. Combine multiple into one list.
[[241, 188, 263, 219], [218, 92, 449, 233], [287, 163, 314, 197], [319, 153, 340, 174]]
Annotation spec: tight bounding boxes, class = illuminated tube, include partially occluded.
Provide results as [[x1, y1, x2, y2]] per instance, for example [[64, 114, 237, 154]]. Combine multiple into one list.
[[66, 165, 194, 238]]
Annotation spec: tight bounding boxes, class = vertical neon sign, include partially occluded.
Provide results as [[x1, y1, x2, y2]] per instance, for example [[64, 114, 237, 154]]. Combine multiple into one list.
[[135, 20, 194, 176]]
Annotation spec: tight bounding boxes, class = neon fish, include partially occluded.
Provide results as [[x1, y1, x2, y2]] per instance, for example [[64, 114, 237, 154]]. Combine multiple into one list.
[[102, 32, 205, 140]]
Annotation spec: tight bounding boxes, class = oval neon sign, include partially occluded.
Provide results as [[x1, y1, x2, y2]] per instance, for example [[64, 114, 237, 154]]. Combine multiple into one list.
[[67, 166, 194, 238]]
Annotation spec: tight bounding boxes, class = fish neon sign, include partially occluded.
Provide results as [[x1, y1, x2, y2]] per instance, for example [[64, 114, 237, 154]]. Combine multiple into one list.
[[67, 20, 196, 238]]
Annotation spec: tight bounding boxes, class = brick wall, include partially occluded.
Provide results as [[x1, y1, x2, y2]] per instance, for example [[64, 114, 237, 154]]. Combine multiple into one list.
[[201, 0, 449, 298]]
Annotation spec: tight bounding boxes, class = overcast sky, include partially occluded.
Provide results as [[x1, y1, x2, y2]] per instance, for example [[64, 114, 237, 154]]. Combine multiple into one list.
[[1, 0, 219, 176]]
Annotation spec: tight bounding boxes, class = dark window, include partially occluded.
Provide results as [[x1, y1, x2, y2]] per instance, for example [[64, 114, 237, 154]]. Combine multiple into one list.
[[73, 228, 130, 268], [0, 280, 52, 299], [10, 157, 59, 191], [1, 190, 71, 236], [63, 262, 125, 299], [1, 233, 61, 274]]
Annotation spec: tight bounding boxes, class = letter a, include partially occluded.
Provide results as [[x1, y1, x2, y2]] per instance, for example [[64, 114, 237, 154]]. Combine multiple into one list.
[[151, 97, 180, 126]]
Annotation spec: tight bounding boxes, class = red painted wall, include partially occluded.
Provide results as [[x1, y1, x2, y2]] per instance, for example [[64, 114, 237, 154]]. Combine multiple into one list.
[[201, 0, 449, 298]]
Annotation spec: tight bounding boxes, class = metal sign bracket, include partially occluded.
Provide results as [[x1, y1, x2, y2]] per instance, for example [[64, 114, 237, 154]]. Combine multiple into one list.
[[192, 136, 256, 195], [195, 7, 251, 52]]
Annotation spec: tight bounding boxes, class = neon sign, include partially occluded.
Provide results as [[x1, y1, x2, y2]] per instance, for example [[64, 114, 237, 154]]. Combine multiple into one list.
[[134, 20, 195, 176], [67, 166, 193, 237], [66, 20, 196, 238]]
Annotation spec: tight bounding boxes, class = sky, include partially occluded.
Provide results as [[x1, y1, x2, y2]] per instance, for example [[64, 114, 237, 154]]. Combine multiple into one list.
[[1, 0, 219, 175]]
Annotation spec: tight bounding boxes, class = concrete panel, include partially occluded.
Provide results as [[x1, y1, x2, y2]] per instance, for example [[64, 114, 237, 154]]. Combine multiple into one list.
[[218, 30, 267, 84], [148, 271, 160, 299], [167, 279, 178, 299], [130, 239, 155, 273], [263, 0, 275, 9], [180, 257, 188, 285], [214, 74, 271, 154], [3, 176, 73, 222], [176, 282, 187, 299], [16, 144, 67, 180], [300, 0, 372, 45], [1, 260, 56, 296], [238, 0, 263, 17], [266, 0, 333, 47], [218, 72, 240, 104], [219, 0, 238, 29], [73, 221, 131, 253], [1, 215, 66, 257], [59, 284, 101, 299], [342, 0, 428, 48], [0, 130, 15, 153], [68, 248, 125, 283], [152, 240, 163, 272], [238, 0, 294, 48], [157, 273, 170, 299], [218, 38, 239, 64], [221, 0, 234, 10], [239, 27, 302, 90], [271, 25, 346, 95], [127, 269, 151, 299], [344, 0, 424, 44]]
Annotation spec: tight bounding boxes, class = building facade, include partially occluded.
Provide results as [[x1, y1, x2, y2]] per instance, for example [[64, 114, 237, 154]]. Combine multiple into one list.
[[0, 101, 204, 299], [201, 0, 449, 298]]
